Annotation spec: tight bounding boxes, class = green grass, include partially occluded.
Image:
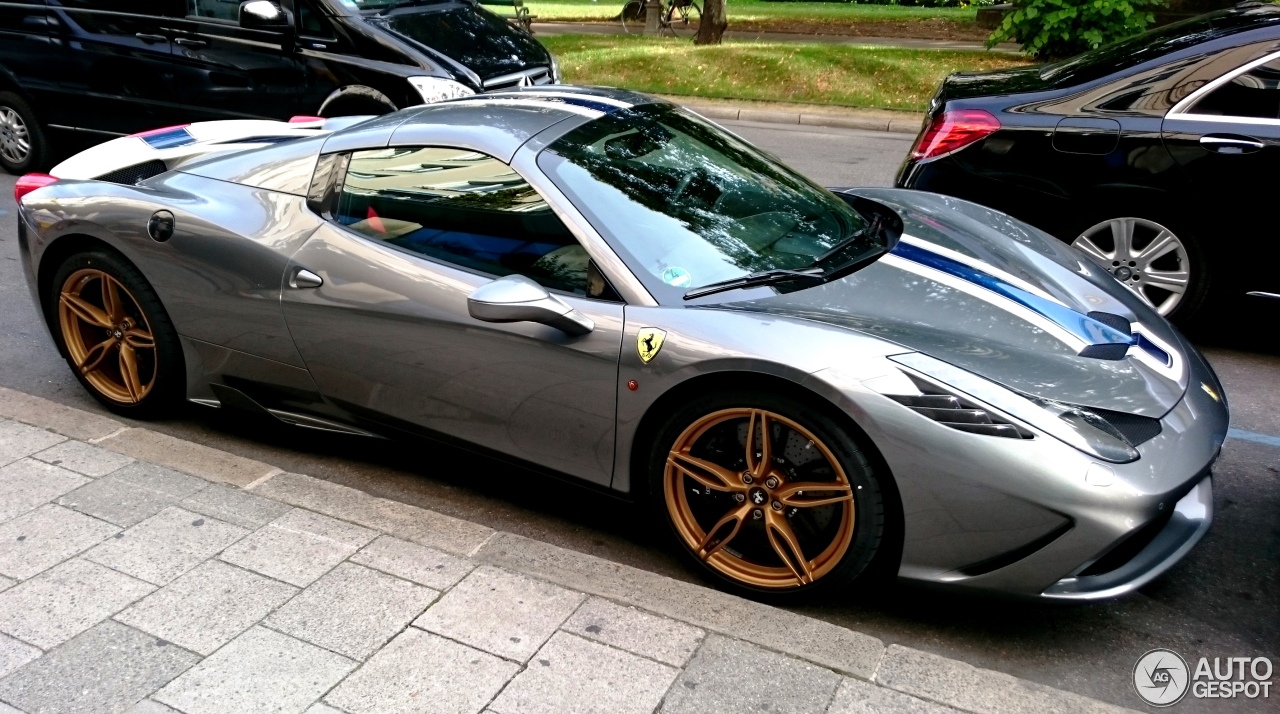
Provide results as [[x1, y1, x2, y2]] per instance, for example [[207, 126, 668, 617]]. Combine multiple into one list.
[[495, 0, 976, 25], [542, 34, 1027, 111]]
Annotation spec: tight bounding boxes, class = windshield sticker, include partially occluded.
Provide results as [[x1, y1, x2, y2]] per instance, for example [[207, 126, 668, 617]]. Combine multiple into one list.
[[662, 267, 692, 288]]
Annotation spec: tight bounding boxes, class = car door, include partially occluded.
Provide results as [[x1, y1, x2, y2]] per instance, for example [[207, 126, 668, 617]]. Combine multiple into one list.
[[165, 0, 306, 121], [1162, 50, 1280, 298], [45, 0, 185, 135], [281, 146, 625, 486]]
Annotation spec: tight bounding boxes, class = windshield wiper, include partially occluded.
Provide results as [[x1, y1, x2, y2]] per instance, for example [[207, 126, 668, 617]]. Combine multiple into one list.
[[809, 213, 885, 268], [683, 267, 825, 301]]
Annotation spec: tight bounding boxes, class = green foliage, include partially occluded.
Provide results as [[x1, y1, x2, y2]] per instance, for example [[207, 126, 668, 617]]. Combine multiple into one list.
[[986, 0, 1166, 59]]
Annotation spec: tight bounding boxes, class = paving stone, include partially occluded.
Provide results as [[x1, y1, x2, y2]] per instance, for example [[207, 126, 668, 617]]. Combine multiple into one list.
[[154, 627, 355, 714], [0, 576, 11, 592], [325, 628, 518, 714], [31, 440, 134, 478], [490, 631, 678, 714], [220, 508, 376, 587], [0, 459, 90, 523], [661, 635, 841, 714], [116, 560, 297, 656], [0, 420, 65, 467], [0, 504, 119, 580], [57, 462, 208, 528], [179, 483, 291, 530], [304, 705, 347, 714], [475, 532, 884, 678], [0, 387, 125, 442], [350, 535, 473, 590], [96, 428, 278, 488], [562, 597, 704, 667], [828, 677, 962, 714], [85, 507, 248, 585], [0, 620, 198, 714], [265, 562, 436, 661], [872, 645, 1134, 714], [0, 632, 40, 678], [414, 565, 585, 663], [0, 558, 154, 649], [252, 472, 494, 556], [0, 702, 23, 713]]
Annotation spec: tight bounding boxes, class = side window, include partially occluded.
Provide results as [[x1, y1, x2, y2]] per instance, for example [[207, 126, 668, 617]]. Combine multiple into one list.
[[335, 147, 610, 298], [1190, 57, 1280, 120], [297, 0, 334, 37], [187, 0, 240, 21]]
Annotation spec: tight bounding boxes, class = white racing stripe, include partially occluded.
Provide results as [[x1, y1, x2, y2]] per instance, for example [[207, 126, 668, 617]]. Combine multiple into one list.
[[446, 97, 605, 119], [488, 90, 635, 109], [880, 253, 1088, 353]]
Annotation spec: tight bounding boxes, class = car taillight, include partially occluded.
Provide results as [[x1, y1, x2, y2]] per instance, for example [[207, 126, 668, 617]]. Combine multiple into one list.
[[910, 109, 1001, 162], [288, 115, 325, 123], [14, 173, 57, 203]]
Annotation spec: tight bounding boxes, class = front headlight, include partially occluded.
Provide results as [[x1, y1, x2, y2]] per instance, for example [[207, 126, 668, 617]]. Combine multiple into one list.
[[883, 353, 1146, 463], [550, 55, 563, 84], [406, 76, 475, 105]]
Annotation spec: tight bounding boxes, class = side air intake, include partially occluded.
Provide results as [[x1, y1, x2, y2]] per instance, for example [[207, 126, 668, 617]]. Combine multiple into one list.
[[885, 373, 1034, 439]]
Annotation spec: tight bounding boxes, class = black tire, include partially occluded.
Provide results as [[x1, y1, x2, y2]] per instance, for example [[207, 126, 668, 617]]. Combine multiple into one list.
[[648, 389, 887, 601], [0, 91, 48, 175], [47, 249, 184, 418], [1061, 200, 1210, 324], [318, 86, 398, 118], [620, 0, 644, 34]]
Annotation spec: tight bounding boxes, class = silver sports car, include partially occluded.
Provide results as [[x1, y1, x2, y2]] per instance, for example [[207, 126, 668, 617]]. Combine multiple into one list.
[[15, 86, 1227, 601]]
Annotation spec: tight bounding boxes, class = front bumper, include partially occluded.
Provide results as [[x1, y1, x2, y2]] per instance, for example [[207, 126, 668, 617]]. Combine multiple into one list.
[[1041, 475, 1213, 601]]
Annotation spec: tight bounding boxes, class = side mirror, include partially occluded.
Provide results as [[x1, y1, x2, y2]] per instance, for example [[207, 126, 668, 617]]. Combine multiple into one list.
[[240, 0, 289, 29], [467, 275, 594, 337]]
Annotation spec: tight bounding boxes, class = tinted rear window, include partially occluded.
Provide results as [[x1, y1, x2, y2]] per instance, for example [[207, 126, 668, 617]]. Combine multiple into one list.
[[1040, 8, 1280, 86]]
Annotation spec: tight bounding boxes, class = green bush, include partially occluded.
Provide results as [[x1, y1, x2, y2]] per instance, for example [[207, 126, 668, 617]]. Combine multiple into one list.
[[987, 0, 1166, 59]]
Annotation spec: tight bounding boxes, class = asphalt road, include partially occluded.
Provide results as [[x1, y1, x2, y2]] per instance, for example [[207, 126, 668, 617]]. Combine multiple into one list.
[[2, 122, 1277, 713]]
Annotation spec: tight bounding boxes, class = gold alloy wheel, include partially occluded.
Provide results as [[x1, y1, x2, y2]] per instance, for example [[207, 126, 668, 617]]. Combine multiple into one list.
[[58, 268, 157, 405], [664, 408, 856, 589]]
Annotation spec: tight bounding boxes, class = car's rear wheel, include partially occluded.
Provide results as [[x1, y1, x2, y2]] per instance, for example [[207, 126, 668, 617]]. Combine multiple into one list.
[[0, 91, 47, 175], [49, 250, 183, 417], [650, 391, 886, 599], [1069, 213, 1207, 320]]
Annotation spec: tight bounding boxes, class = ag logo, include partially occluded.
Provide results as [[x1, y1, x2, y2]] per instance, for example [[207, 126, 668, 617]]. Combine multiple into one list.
[[637, 327, 667, 364], [1134, 649, 1190, 707]]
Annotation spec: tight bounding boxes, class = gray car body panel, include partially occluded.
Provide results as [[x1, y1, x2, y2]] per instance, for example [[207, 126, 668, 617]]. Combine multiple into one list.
[[16, 87, 1227, 599]]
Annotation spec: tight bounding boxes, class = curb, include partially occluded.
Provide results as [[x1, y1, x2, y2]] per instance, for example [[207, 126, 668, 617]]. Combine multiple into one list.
[[0, 386, 1138, 714], [678, 100, 924, 134]]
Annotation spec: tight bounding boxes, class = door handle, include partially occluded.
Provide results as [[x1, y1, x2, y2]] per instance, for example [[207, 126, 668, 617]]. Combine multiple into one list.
[[134, 33, 167, 44], [174, 37, 208, 49], [289, 269, 323, 289], [1199, 134, 1265, 154]]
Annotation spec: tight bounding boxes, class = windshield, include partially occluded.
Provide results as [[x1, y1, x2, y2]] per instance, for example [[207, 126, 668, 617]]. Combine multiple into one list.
[[371, 1, 549, 77], [538, 104, 881, 303]]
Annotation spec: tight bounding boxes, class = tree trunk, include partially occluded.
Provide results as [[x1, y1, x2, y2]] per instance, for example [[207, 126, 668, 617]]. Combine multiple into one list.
[[696, 0, 727, 45]]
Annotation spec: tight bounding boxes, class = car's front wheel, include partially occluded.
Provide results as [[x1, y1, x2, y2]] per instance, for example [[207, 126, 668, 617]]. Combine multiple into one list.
[[650, 390, 886, 599], [49, 250, 184, 417]]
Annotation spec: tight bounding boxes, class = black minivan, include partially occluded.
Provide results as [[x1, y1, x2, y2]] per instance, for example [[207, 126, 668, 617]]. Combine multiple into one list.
[[0, 0, 560, 173]]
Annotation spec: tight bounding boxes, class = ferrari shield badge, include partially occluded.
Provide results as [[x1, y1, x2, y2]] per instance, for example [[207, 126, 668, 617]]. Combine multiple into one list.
[[637, 328, 667, 364]]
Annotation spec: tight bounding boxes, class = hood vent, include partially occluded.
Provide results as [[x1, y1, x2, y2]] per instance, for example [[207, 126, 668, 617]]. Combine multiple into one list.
[[94, 160, 167, 186], [886, 374, 1033, 439]]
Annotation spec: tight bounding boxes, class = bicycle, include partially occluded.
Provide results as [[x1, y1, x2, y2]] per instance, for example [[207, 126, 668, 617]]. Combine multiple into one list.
[[620, 0, 701, 38]]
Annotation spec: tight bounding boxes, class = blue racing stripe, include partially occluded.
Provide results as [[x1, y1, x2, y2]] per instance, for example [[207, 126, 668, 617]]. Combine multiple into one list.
[[891, 240, 1137, 351], [140, 127, 196, 149]]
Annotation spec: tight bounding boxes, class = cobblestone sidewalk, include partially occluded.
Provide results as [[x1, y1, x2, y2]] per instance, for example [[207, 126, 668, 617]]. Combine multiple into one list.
[[0, 387, 1136, 714]]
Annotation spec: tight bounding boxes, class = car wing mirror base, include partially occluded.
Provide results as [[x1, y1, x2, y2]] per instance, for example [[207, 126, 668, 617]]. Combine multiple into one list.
[[467, 275, 594, 337]]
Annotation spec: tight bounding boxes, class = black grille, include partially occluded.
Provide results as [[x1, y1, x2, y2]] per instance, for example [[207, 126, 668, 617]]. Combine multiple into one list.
[[1078, 508, 1174, 576], [94, 160, 168, 186], [1093, 408, 1163, 446], [888, 374, 1033, 439]]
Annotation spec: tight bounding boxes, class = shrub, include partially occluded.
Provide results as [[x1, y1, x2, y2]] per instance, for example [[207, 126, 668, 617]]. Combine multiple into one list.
[[987, 0, 1167, 59]]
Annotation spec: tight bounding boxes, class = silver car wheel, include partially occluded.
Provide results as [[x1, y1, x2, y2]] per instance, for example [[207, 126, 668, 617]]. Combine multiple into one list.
[[0, 106, 30, 165], [1071, 217, 1191, 316]]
